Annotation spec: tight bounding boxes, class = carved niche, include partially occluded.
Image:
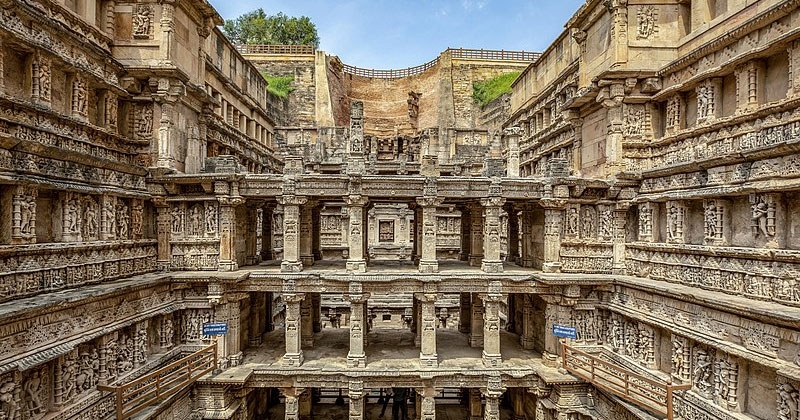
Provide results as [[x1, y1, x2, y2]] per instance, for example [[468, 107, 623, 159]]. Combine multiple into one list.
[[132, 4, 153, 39], [636, 6, 657, 39], [637, 202, 654, 242], [72, 76, 88, 117], [580, 206, 596, 239], [778, 378, 800, 420], [665, 200, 685, 243], [750, 194, 776, 239], [12, 186, 37, 243]]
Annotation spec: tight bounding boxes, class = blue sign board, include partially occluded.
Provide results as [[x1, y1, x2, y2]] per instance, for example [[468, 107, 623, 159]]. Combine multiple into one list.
[[552, 324, 577, 339], [202, 322, 229, 336]]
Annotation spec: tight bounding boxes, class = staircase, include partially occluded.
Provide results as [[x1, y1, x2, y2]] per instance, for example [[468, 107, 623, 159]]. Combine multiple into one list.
[[561, 342, 691, 420]]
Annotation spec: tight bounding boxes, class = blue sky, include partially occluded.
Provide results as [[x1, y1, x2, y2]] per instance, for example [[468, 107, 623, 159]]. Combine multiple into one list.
[[209, 1, 586, 69]]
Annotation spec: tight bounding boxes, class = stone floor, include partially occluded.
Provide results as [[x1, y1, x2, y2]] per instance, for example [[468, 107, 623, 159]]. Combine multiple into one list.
[[212, 327, 571, 384]]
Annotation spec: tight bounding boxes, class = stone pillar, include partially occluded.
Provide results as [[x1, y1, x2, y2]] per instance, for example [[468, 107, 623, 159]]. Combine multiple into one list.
[[469, 203, 484, 266], [469, 293, 484, 347], [299, 202, 315, 267], [348, 381, 365, 420], [283, 294, 305, 366], [282, 388, 301, 420], [419, 387, 436, 420], [598, 82, 625, 175], [278, 195, 308, 272], [220, 295, 244, 367], [521, 296, 535, 350], [511, 389, 525, 420], [417, 293, 438, 367], [155, 198, 171, 271], [540, 199, 565, 273], [790, 41, 800, 99], [300, 295, 314, 348], [612, 203, 629, 275], [520, 206, 534, 268], [345, 195, 368, 272], [417, 196, 445, 273], [249, 293, 265, 346], [261, 204, 274, 260], [218, 195, 243, 271], [482, 294, 502, 367], [311, 293, 322, 333], [468, 389, 482, 420], [541, 295, 565, 366], [504, 126, 521, 177], [480, 197, 506, 273], [459, 293, 471, 333], [482, 384, 503, 420], [347, 287, 368, 368], [413, 295, 421, 347]]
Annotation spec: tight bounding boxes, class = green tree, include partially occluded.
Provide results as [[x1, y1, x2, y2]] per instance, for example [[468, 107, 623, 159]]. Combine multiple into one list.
[[223, 8, 320, 47]]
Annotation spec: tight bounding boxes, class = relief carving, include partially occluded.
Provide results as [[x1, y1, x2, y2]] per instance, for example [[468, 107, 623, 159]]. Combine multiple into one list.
[[116, 200, 129, 239], [778, 379, 799, 420], [83, 196, 99, 240], [693, 346, 714, 398], [23, 367, 47, 419], [205, 202, 217, 233], [135, 104, 154, 141], [72, 77, 87, 117], [703, 199, 725, 244], [636, 6, 657, 39], [666, 201, 685, 243], [0, 374, 19, 420], [133, 5, 153, 38], [750, 194, 776, 238], [12, 186, 36, 241]]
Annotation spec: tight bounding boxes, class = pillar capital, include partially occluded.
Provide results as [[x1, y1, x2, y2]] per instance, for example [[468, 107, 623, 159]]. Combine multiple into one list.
[[480, 197, 506, 208], [283, 293, 306, 304], [416, 196, 445, 207], [344, 194, 369, 207], [277, 195, 308, 207]]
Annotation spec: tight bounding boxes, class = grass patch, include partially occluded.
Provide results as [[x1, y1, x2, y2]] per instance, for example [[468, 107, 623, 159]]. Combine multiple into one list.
[[261, 73, 295, 99], [472, 71, 520, 108]]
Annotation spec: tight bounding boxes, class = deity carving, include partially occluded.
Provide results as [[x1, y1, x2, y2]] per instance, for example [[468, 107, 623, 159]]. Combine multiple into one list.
[[116, 200, 129, 239], [636, 6, 656, 39], [189, 204, 203, 236], [133, 5, 153, 38], [0, 375, 18, 420], [23, 368, 46, 418], [697, 83, 715, 121], [407, 91, 421, 120], [76, 348, 99, 394], [349, 102, 364, 155], [704, 199, 725, 244], [599, 208, 613, 239], [750, 194, 776, 238], [580, 206, 596, 239], [205, 202, 218, 233], [134, 326, 147, 366], [64, 196, 81, 236], [116, 334, 135, 374], [131, 200, 143, 238], [103, 197, 116, 238], [136, 105, 154, 140], [13, 187, 36, 240], [182, 310, 212, 342], [714, 355, 738, 409], [83, 197, 98, 239], [778, 380, 799, 420], [171, 205, 184, 234], [160, 317, 174, 348], [61, 354, 77, 402], [72, 77, 87, 116], [693, 347, 713, 397], [671, 335, 690, 381], [105, 93, 118, 128], [666, 201, 684, 243], [565, 206, 579, 237], [624, 105, 645, 136], [35, 56, 51, 102], [638, 203, 653, 241]]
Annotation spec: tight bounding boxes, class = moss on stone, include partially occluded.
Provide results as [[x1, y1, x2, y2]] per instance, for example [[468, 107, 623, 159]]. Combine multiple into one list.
[[261, 73, 295, 99], [472, 72, 520, 108]]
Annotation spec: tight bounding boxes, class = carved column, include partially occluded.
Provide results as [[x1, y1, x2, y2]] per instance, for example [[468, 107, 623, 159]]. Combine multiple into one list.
[[521, 296, 535, 350], [665, 94, 685, 135], [481, 197, 506, 273], [300, 295, 314, 349], [0, 38, 4, 93], [348, 381, 365, 420], [563, 111, 583, 175], [469, 293, 484, 347], [245, 202, 262, 266], [311, 293, 322, 333], [282, 388, 301, 420], [482, 380, 504, 420], [540, 199, 565, 273], [299, 202, 315, 267], [468, 203, 484, 267], [155, 198, 171, 271], [419, 386, 436, 420], [278, 195, 308, 272], [506, 205, 520, 265], [482, 293, 502, 367], [249, 293, 265, 346], [345, 195, 368, 272], [612, 203, 629, 275], [417, 293, 438, 367], [541, 295, 565, 366], [220, 295, 244, 367], [283, 294, 305, 366], [504, 127, 521, 177], [347, 101, 366, 175], [347, 288, 368, 368], [598, 82, 625, 175], [218, 195, 243, 271], [417, 196, 445, 273], [520, 205, 534, 268], [459, 293, 471, 333]]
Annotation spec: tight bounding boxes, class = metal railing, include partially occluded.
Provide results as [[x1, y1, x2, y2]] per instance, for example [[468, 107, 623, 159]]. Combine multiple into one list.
[[235, 44, 315, 55], [449, 48, 540, 62], [98, 343, 217, 420], [561, 343, 691, 420], [342, 56, 440, 79]]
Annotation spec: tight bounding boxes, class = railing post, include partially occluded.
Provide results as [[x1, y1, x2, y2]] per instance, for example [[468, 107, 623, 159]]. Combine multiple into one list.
[[666, 385, 674, 420], [116, 388, 124, 420]]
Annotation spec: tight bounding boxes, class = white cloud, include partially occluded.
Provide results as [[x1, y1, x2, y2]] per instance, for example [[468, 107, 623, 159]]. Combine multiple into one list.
[[461, 0, 488, 11]]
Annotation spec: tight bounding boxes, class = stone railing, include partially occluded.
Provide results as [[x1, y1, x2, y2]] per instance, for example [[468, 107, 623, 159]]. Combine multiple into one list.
[[449, 48, 540, 62], [235, 44, 315, 55], [343, 57, 440, 79], [561, 242, 613, 274], [626, 243, 800, 307], [0, 240, 157, 302]]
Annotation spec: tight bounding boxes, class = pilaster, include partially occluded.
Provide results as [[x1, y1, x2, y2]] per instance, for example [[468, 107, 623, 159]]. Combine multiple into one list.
[[348, 381, 365, 420], [540, 199, 566, 273], [481, 197, 506, 273], [419, 386, 436, 420], [345, 195, 369, 273], [612, 202, 629, 275], [735, 60, 765, 113], [299, 202, 315, 267], [283, 294, 305, 366], [482, 378, 505, 420], [417, 293, 438, 367], [416, 195, 445, 273], [278, 195, 308, 272], [597, 82, 625, 175], [10, 185, 36, 245], [503, 126, 521, 177], [300, 295, 314, 349], [469, 293, 484, 347], [482, 292, 503, 367], [563, 110, 582, 176], [347, 285, 369, 368], [218, 195, 243, 271], [155, 198, 171, 271], [521, 296, 535, 350], [468, 203, 484, 266], [459, 293, 471, 334]]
